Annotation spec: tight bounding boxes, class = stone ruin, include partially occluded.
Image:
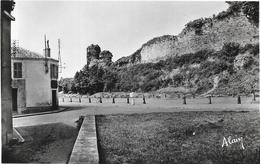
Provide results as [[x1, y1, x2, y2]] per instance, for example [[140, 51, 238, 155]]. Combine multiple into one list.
[[86, 44, 113, 68]]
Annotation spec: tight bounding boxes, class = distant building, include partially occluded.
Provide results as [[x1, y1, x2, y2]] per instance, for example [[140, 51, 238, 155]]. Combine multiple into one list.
[[11, 46, 59, 114], [1, 0, 15, 146]]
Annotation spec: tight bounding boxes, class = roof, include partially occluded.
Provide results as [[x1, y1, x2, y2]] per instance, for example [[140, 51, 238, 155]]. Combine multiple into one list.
[[11, 47, 58, 62]]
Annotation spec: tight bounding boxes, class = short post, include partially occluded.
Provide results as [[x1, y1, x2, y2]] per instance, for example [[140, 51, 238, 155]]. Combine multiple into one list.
[[89, 97, 91, 103], [62, 97, 64, 102], [183, 95, 186, 104], [131, 98, 135, 105], [127, 97, 129, 104], [237, 95, 241, 104], [208, 96, 212, 104], [143, 95, 146, 104], [79, 96, 81, 103], [112, 97, 115, 104], [70, 97, 72, 102], [253, 90, 256, 101], [99, 97, 102, 103]]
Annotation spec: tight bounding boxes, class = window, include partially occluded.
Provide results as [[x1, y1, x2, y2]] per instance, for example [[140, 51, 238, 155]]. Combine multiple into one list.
[[50, 64, 58, 79], [13, 62, 22, 78]]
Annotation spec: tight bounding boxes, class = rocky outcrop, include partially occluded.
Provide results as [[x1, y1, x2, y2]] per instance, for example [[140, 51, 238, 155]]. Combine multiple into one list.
[[99, 50, 113, 68], [114, 48, 141, 67], [116, 3, 259, 64], [140, 13, 258, 63], [234, 53, 254, 71], [87, 44, 101, 67], [86, 44, 113, 68]]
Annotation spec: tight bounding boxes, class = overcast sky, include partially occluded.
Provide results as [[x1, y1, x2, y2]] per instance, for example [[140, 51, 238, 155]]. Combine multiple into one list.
[[11, 0, 228, 78]]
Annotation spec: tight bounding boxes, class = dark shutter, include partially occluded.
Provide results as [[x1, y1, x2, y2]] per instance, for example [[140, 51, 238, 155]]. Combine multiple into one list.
[[51, 80, 58, 88]]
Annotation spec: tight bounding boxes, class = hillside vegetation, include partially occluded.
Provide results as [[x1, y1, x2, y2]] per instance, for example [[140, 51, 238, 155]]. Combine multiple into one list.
[[60, 2, 259, 96]]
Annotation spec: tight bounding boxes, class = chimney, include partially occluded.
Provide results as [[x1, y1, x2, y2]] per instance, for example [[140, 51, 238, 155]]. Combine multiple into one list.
[[43, 36, 51, 57]]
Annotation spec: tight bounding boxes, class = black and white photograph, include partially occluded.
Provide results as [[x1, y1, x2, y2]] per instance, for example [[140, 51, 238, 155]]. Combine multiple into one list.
[[1, 0, 259, 163]]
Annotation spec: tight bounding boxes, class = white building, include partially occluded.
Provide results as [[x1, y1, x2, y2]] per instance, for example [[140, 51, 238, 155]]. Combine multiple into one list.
[[11, 46, 59, 114]]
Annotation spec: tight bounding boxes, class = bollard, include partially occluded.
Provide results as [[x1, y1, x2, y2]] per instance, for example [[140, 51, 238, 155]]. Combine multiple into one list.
[[143, 95, 146, 104], [99, 97, 102, 103], [112, 97, 115, 104], [62, 97, 64, 102], [131, 98, 135, 105], [183, 96, 186, 104], [127, 97, 129, 104], [208, 96, 212, 104], [237, 95, 241, 104], [253, 91, 256, 101], [70, 97, 72, 102], [89, 97, 91, 103], [79, 97, 81, 103]]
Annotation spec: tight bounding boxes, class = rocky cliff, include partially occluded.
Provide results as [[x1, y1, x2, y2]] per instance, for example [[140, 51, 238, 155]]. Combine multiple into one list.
[[116, 2, 259, 64]]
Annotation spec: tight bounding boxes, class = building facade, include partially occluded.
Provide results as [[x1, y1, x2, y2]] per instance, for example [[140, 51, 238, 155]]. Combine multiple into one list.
[[11, 47, 59, 114]]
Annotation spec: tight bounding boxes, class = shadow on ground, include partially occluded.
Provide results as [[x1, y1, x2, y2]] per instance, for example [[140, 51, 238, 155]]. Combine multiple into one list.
[[2, 123, 78, 163]]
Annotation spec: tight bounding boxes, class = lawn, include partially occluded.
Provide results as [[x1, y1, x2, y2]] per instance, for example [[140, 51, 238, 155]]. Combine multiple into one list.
[[96, 111, 260, 164], [2, 123, 78, 163]]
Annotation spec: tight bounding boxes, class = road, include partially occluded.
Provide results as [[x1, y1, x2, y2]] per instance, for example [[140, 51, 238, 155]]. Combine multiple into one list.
[[13, 97, 259, 128]]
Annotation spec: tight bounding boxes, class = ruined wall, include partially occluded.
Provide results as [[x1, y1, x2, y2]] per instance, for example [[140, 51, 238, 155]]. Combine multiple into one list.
[[86, 44, 113, 68], [139, 13, 258, 63]]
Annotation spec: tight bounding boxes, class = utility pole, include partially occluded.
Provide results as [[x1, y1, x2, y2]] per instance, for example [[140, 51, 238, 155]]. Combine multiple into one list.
[[58, 39, 65, 74]]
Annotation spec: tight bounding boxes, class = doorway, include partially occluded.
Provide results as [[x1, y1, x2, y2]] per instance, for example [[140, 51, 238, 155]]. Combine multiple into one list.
[[52, 90, 57, 109], [12, 88, 18, 112]]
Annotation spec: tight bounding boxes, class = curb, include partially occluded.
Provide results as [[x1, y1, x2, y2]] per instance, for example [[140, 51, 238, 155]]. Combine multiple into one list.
[[69, 115, 99, 164], [12, 107, 68, 118]]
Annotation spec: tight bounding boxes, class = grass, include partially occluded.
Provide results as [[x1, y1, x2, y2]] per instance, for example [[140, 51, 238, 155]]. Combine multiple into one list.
[[2, 123, 78, 163], [96, 111, 260, 164]]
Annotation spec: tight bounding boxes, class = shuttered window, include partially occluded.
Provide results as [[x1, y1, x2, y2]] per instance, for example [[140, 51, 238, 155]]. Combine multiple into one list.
[[14, 62, 22, 78], [50, 64, 58, 79]]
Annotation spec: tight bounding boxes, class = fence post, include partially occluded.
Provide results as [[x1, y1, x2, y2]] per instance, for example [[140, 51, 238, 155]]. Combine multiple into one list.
[[143, 95, 146, 104], [70, 97, 72, 102], [183, 95, 186, 104], [237, 95, 241, 104], [99, 97, 102, 103], [131, 98, 135, 105], [112, 97, 115, 104], [253, 90, 256, 101], [89, 97, 91, 103], [127, 97, 129, 104], [79, 96, 81, 103], [208, 96, 212, 104]]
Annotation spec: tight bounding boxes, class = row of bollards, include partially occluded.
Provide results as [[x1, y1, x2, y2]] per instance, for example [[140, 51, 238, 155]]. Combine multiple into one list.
[[64, 95, 244, 104], [182, 95, 242, 105], [63, 96, 147, 105]]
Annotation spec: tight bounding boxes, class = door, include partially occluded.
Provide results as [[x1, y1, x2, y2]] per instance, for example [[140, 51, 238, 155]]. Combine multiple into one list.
[[12, 88, 18, 112], [52, 90, 57, 109]]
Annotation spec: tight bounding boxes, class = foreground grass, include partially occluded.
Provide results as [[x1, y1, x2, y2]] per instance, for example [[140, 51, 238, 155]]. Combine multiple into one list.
[[2, 123, 78, 163], [96, 111, 260, 164]]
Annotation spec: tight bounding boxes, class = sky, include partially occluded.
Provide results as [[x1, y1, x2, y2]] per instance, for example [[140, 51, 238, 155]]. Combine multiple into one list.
[[11, 0, 229, 78]]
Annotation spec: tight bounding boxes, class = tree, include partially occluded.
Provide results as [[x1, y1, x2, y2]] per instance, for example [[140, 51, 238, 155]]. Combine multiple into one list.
[[242, 1, 259, 26]]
